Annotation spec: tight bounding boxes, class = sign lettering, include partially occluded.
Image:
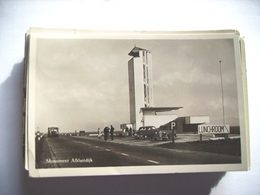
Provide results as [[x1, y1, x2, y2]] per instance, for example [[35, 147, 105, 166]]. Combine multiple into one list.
[[198, 125, 230, 134]]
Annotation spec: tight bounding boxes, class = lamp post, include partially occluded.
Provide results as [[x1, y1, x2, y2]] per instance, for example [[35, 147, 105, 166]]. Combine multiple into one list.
[[219, 60, 225, 126]]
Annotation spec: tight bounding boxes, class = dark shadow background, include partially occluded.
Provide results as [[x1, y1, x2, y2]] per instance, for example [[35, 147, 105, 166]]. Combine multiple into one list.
[[0, 61, 225, 195]]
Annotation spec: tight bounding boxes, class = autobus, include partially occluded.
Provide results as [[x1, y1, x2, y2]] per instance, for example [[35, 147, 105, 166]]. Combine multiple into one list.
[[48, 127, 59, 137]]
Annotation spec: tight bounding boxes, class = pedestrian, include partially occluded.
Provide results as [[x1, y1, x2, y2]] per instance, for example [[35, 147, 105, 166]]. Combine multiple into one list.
[[104, 126, 109, 141], [129, 127, 133, 137], [110, 125, 114, 140], [97, 128, 101, 139]]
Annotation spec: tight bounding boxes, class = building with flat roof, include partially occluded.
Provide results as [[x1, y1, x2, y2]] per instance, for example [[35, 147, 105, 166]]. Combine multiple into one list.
[[141, 107, 182, 128]]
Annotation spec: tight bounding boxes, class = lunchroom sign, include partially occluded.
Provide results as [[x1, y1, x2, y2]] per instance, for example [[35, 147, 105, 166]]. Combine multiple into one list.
[[198, 125, 230, 134]]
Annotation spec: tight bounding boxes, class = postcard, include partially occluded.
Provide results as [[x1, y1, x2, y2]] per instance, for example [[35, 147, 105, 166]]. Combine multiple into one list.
[[25, 29, 249, 177]]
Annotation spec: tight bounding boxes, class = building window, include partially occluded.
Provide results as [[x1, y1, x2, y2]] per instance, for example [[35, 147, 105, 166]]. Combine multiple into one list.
[[143, 64, 146, 82], [146, 67, 149, 83], [144, 84, 147, 99], [147, 87, 149, 103]]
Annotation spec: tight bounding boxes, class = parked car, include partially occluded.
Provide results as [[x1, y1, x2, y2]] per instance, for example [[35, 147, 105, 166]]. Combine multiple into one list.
[[135, 126, 173, 141], [135, 126, 156, 140]]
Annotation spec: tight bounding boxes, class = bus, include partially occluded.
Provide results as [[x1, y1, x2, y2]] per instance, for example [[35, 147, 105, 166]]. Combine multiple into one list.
[[48, 127, 59, 137]]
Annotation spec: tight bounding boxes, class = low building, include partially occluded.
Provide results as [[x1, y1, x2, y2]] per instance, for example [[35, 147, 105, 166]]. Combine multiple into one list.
[[141, 107, 182, 128], [160, 116, 210, 133]]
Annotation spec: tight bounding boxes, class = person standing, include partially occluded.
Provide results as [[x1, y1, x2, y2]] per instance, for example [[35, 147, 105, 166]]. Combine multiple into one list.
[[104, 126, 109, 141], [110, 125, 114, 140], [125, 126, 129, 136], [97, 128, 101, 139], [129, 127, 133, 137]]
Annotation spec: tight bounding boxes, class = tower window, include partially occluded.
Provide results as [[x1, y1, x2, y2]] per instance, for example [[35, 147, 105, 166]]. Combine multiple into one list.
[[144, 84, 147, 99], [143, 64, 146, 81], [146, 67, 149, 83], [143, 51, 146, 63], [147, 87, 149, 103]]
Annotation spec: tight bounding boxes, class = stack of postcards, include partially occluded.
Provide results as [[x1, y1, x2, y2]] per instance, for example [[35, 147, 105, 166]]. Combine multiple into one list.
[[24, 28, 250, 177]]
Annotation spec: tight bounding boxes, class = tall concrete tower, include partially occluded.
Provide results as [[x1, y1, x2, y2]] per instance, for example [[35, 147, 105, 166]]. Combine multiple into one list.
[[128, 47, 154, 129]]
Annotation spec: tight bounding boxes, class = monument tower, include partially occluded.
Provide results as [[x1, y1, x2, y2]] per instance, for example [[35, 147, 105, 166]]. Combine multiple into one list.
[[128, 47, 154, 129], [127, 46, 208, 133]]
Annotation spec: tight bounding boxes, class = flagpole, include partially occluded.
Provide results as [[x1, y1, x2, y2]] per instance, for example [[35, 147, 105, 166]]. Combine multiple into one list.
[[219, 60, 225, 126]]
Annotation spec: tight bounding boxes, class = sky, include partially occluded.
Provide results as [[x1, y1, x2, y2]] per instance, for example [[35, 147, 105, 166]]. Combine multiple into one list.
[[35, 38, 239, 132]]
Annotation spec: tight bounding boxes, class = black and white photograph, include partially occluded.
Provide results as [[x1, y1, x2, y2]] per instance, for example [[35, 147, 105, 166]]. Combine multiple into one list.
[[26, 29, 249, 177]]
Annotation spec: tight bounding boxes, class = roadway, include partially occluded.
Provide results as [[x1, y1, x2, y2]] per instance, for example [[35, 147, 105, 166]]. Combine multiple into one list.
[[36, 135, 241, 168]]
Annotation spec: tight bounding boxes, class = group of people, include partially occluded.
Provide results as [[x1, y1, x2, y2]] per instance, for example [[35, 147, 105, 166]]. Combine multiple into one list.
[[123, 126, 135, 137], [97, 125, 114, 141]]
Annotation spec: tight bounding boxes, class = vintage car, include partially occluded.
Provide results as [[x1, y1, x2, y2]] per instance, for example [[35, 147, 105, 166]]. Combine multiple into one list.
[[135, 126, 156, 140], [135, 126, 173, 141]]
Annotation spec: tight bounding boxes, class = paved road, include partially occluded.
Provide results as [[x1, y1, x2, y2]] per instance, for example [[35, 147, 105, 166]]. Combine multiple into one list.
[[36, 136, 241, 168]]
